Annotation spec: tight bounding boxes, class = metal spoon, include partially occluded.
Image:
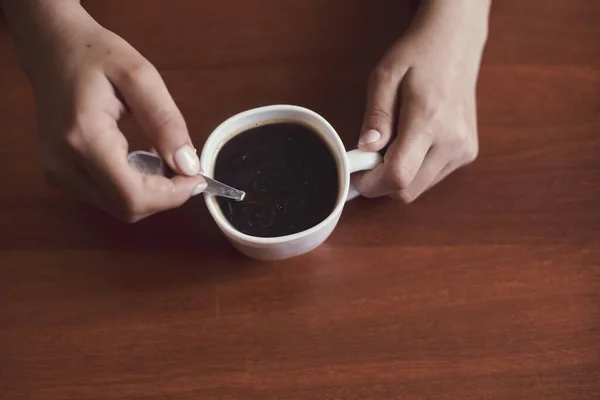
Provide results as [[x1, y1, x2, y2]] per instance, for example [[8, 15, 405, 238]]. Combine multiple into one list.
[[127, 150, 246, 202]]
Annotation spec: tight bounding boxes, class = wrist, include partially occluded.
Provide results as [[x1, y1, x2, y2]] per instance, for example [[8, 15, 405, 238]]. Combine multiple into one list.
[[1, 0, 82, 34], [1, 0, 92, 74], [411, 0, 491, 46], [420, 0, 492, 19]]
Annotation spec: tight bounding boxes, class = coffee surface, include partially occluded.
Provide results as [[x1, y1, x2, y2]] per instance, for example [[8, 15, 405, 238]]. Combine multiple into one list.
[[213, 122, 339, 238]]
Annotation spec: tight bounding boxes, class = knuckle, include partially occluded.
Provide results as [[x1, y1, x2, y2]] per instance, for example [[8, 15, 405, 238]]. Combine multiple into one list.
[[452, 123, 472, 142], [409, 91, 445, 122], [64, 128, 85, 151], [152, 109, 185, 136], [120, 60, 157, 87], [370, 65, 396, 88], [151, 179, 181, 200], [65, 115, 102, 152], [115, 193, 146, 223], [420, 99, 441, 122], [119, 213, 143, 224], [66, 114, 120, 153], [153, 180, 190, 208], [451, 125, 478, 163], [389, 190, 415, 204], [389, 162, 416, 190], [401, 193, 416, 204], [368, 107, 393, 125], [463, 138, 479, 163], [111, 209, 141, 223]]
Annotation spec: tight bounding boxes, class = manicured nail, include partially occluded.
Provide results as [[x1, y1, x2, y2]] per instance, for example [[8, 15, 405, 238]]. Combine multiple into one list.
[[174, 145, 200, 176], [192, 181, 208, 196], [358, 129, 381, 146]]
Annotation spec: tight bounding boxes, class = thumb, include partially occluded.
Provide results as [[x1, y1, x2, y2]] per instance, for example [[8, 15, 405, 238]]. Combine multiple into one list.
[[109, 61, 200, 176], [357, 66, 406, 152]]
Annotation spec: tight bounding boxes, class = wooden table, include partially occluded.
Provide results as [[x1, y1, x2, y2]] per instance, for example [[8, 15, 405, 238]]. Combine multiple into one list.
[[1, 1, 599, 398]]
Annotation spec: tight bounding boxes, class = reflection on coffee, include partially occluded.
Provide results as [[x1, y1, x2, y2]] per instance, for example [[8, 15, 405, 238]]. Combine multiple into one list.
[[213, 121, 339, 238]]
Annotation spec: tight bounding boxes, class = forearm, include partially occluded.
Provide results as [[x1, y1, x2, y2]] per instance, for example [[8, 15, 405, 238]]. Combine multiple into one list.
[[412, 0, 491, 46], [1, 0, 81, 37], [0, 0, 92, 74]]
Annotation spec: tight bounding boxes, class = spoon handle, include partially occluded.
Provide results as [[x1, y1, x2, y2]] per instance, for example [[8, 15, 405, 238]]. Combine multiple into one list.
[[127, 150, 246, 202]]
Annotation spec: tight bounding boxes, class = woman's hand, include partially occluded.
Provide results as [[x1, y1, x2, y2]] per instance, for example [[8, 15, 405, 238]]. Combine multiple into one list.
[[2, 0, 206, 222], [354, 0, 491, 202]]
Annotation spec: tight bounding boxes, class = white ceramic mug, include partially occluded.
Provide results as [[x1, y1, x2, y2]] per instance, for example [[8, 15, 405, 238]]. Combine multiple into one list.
[[200, 105, 382, 260]]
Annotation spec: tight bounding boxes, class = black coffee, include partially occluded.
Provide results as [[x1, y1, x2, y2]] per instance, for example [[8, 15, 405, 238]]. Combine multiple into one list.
[[213, 121, 339, 238]]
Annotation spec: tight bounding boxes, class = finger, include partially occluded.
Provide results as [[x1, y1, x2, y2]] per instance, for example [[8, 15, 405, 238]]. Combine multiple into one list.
[[388, 146, 447, 203], [116, 173, 207, 222], [96, 133, 206, 221], [353, 97, 434, 198], [357, 65, 408, 152], [95, 154, 206, 222], [71, 112, 206, 222], [107, 59, 200, 176], [428, 161, 460, 190]]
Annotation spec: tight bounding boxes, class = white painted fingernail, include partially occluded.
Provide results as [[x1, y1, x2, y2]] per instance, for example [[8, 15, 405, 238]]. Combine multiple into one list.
[[192, 181, 207, 196], [174, 145, 200, 176], [359, 129, 381, 145]]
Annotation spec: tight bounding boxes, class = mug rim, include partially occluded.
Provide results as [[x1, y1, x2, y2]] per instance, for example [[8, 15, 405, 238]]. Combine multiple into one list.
[[200, 104, 350, 246]]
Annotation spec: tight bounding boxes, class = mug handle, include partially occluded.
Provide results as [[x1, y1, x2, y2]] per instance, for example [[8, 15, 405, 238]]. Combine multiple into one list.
[[345, 149, 382, 201]]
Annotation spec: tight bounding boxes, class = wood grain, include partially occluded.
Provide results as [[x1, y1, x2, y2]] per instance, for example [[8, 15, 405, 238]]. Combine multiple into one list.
[[1, 1, 599, 399]]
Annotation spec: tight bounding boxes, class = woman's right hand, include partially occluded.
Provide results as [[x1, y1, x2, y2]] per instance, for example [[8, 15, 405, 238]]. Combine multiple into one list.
[[2, 0, 206, 222]]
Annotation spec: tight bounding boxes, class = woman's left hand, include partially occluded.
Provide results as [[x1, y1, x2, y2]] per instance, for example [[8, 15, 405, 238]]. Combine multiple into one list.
[[353, 0, 491, 202]]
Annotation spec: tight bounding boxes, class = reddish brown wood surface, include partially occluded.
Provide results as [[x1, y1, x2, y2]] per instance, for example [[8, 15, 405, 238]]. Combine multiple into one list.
[[1, 1, 599, 399]]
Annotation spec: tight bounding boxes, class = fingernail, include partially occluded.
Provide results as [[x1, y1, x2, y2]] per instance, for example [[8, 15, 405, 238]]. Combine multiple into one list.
[[174, 145, 200, 176], [192, 181, 207, 196], [359, 129, 381, 146]]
